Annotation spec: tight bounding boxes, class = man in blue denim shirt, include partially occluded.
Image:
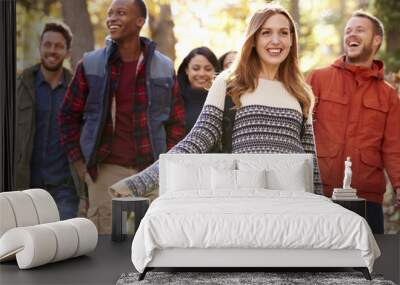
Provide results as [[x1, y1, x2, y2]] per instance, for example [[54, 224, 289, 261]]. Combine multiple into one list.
[[15, 22, 79, 219]]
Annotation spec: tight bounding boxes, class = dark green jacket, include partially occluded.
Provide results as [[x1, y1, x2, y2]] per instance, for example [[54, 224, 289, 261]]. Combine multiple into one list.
[[15, 64, 84, 195]]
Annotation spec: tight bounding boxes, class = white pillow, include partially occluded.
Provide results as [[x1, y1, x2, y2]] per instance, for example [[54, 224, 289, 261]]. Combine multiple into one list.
[[238, 159, 310, 192], [211, 168, 267, 190], [266, 164, 307, 191], [237, 169, 267, 189], [167, 160, 235, 192], [167, 162, 209, 191], [211, 168, 236, 190]]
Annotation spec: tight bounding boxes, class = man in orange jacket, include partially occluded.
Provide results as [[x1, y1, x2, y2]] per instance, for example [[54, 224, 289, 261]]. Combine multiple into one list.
[[308, 10, 400, 233]]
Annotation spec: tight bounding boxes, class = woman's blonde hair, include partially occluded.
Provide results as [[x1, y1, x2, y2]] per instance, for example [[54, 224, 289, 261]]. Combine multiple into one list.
[[227, 4, 313, 118]]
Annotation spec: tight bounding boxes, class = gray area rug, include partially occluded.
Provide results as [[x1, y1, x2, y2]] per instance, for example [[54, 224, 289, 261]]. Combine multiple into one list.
[[116, 271, 396, 285]]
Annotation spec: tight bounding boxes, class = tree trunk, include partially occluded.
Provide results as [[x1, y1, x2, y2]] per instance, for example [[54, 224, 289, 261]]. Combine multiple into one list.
[[148, 3, 176, 62], [289, 0, 300, 35], [61, 0, 94, 70], [20, 8, 34, 71], [375, 0, 400, 73], [386, 27, 399, 55], [339, 0, 347, 54]]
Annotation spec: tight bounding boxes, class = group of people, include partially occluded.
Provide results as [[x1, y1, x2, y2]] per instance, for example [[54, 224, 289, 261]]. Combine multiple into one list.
[[16, 0, 400, 236]]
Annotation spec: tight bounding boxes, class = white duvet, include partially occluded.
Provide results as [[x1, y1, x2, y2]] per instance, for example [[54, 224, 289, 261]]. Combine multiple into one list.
[[131, 190, 380, 273]]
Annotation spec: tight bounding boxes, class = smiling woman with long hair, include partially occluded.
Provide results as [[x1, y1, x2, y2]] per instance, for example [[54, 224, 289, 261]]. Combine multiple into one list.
[[177, 47, 220, 134], [110, 4, 322, 197], [226, 7, 312, 115]]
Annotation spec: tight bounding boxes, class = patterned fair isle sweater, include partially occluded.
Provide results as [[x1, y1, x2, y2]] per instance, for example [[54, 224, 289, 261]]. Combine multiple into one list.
[[124, 71, 323, 195]]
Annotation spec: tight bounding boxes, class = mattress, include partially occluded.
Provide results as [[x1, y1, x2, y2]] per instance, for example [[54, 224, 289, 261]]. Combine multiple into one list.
[[131, 190, 380, 273]]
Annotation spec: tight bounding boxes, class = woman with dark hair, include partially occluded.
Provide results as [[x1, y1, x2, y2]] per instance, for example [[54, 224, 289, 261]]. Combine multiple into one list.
[[110, 4, 322, 197], [177, 47, 220, 133], [218, 51, 237, 70]]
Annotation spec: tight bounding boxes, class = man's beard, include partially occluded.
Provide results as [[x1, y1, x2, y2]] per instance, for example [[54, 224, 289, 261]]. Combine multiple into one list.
[[346, 39, 374, 64], [41, 57, 64, 72]]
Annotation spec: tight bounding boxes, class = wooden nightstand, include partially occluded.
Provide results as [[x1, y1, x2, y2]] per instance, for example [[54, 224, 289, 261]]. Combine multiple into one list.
[[332, 198, 366, 218]]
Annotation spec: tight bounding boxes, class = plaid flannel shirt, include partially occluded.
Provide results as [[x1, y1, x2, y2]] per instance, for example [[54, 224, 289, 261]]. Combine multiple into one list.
[[59, 50, 185, 180]]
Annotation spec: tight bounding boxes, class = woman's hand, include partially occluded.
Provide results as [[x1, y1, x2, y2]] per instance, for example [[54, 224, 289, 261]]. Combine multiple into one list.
[[109, 188, 131, 198], [108, 177, 136, 198]]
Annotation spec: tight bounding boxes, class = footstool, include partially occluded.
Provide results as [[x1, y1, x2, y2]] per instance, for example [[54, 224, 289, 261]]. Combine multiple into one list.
[[111, 197, 150, 242]]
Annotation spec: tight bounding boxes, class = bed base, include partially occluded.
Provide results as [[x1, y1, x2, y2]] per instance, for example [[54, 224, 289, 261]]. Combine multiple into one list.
[[138, 248, 372, 281], [138, 267, 371, 281]]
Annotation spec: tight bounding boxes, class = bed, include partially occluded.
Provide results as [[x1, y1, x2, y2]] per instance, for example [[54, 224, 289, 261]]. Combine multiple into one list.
[[131, 154, 380, 280]]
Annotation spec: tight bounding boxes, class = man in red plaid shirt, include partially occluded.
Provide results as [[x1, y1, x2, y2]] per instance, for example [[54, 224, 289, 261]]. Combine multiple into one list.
[[58, 0, 185, 234]]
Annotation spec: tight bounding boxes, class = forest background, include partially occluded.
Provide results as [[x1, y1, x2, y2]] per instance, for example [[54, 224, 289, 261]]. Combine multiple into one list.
[[16, 0, 400, 233]]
